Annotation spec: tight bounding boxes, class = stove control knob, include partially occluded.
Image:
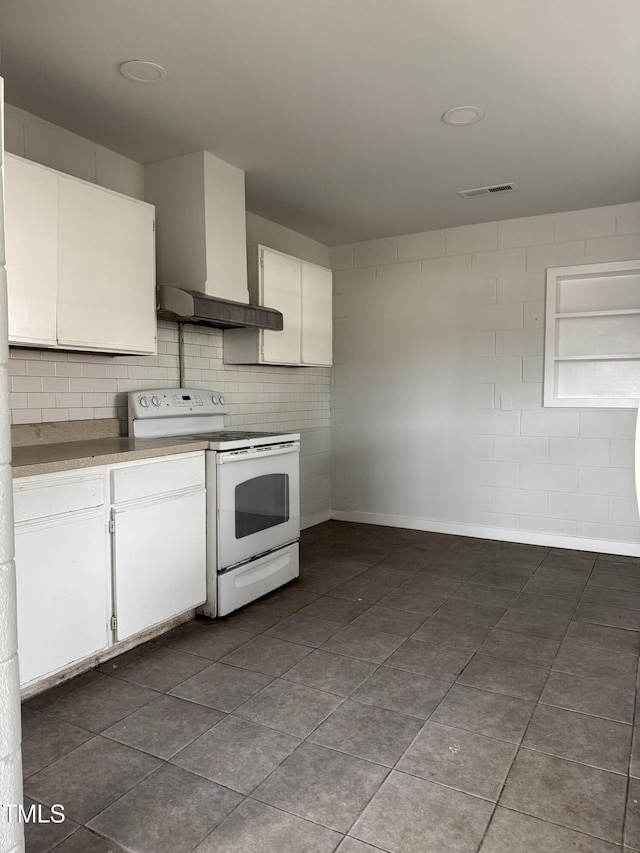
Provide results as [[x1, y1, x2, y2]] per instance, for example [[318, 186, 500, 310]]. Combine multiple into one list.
[[151, 396, 160, 407], [218, 395, 226, 406], [139, 395, 149, 408], [211, 395, 219, 405]]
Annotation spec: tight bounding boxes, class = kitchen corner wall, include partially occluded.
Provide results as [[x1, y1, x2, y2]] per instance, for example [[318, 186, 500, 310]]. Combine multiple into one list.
[[4, 106, 331, 528], [0, 87, 25, 853], [332, 203, 640, 555]]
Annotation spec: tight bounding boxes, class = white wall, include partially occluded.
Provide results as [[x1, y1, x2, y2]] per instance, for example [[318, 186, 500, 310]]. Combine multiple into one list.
[[0, 86, 25, 853], [332, 203, 640, 555], [4, 105, 332, 527]]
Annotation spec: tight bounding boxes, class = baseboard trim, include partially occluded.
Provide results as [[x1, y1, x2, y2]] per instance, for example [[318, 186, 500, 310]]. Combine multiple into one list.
[[330, 509, 640, 558], [301, 509, 331, 530]]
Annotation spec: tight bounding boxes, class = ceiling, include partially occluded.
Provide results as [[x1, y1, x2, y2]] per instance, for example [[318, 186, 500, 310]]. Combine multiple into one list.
[[1, 0, 639, 246]]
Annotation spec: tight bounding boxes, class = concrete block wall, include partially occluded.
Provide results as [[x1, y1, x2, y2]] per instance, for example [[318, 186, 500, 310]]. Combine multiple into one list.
[[0, 86, 25, 853], [332, 202, 640, 554]]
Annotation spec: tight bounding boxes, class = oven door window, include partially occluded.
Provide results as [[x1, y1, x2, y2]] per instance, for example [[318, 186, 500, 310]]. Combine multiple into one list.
[[235, 474, 290, 539]]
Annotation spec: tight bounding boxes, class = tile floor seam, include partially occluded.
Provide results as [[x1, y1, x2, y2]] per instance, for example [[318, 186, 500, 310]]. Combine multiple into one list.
[[467, 550, 601, 852], [622, 645, 640, 849]]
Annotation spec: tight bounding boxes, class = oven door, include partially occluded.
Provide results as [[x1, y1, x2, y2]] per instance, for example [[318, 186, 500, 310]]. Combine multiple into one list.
[[216, 442, 300, 570]]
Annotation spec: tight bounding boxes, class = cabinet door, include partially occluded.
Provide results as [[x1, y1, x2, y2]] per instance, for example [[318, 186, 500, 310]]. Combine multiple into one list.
[[15, 511, 109, 687], [56, 175, 156, 354], [301, 262, 333, 365], [4, 155, 58, 346], [112, 489, 206, 641], [261, 248, 301, 364]]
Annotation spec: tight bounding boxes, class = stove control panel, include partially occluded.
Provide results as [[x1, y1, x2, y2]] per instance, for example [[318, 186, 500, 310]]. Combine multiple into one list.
[[129, 388, 229, 419]]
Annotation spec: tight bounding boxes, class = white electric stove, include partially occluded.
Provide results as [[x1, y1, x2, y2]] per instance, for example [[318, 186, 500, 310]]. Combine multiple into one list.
[[129, 388, 300, 616]]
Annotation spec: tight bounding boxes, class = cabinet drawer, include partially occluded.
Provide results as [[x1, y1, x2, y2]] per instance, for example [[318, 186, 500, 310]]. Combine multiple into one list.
[[14, 472, 105, 523], [111, 453, 205, 504]]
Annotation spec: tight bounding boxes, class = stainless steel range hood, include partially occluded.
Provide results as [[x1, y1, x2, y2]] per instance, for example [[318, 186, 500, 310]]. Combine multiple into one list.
[[157, 285, 283, 331]]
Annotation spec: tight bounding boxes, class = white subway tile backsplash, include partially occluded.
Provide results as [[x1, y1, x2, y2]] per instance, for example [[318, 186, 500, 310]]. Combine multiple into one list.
[[41, 377, 70, 392], [41, 408, 70, 422], [25, 360, 55, 376], [69, 378, 96, 393], [9, 393, 27, 409], [10, 318, 330, 434], [27, 393, 56, 408], [549, 437, 610, 467], [8, 360, 26, 376], [11, 376, 42, 393]]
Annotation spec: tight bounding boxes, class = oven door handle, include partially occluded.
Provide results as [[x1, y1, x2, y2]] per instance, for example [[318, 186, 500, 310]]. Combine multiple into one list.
[[217, 442, 300, 464]]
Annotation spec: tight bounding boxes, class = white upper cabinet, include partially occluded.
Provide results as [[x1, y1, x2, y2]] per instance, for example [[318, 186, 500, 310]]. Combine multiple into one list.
[[144, 150, 249, 303], [261, 248, 302, 364], [4, 155, 58, 346], [56, 174, 156, 353], [301, 261, 333, 366], [3, 153, 157, 355], [224, 245, 333, 366]]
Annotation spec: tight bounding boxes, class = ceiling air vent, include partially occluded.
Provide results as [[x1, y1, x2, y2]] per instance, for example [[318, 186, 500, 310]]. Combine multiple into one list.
[[458, 182, 519, 199]]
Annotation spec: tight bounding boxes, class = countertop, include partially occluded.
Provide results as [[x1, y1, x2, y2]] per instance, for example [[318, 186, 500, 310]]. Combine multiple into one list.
[[12, 436, 209, 478]]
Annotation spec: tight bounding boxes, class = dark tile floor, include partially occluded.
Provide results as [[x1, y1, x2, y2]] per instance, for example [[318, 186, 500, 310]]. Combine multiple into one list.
[[21, 521, 640, 852]]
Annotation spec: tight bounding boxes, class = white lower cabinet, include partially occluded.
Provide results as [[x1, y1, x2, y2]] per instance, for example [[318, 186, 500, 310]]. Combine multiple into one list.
[[14, 470, 109, 689], [109, 453, 207, 642], [112, 489, 206, 641], [14, 451, 207, 691]]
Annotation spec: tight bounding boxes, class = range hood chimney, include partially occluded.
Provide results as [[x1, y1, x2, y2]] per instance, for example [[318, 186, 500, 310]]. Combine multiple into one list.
[[157, 286, 283, 330], [145, 151, 281, 331]]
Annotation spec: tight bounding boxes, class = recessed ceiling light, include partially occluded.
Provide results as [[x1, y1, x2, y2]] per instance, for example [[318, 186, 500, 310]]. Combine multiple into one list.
[[442, 106, 485, 126], [119, 60, 168, 84]]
